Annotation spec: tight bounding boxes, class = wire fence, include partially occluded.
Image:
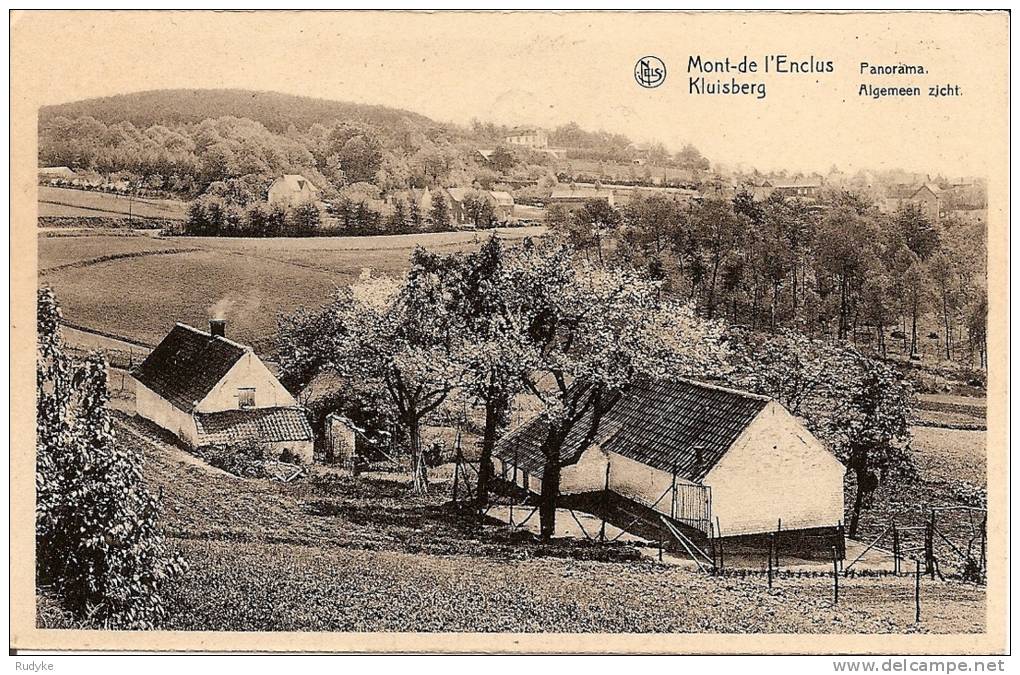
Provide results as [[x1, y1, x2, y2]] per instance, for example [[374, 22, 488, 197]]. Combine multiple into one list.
[[450, 454, 986, 624]]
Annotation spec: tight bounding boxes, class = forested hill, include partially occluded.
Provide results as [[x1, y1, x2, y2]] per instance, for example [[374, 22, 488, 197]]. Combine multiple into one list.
[[39, 89, 440, 133]]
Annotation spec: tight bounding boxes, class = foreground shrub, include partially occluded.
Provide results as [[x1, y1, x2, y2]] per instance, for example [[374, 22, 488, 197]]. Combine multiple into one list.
[[36, 287, 185, 628], [195, 439, 274, 478]]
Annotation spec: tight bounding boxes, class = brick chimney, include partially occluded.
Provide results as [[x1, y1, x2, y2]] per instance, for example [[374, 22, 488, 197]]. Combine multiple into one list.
[[209, 319, 226, 338]]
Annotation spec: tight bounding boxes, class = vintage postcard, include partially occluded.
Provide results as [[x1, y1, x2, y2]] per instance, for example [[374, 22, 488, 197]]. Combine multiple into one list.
[[9, 10, 1009, 655]]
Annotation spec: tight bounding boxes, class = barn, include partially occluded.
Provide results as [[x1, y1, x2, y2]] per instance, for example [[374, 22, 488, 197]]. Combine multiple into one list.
[[492, 379, 846, 541], [132, 320, 314, 462]]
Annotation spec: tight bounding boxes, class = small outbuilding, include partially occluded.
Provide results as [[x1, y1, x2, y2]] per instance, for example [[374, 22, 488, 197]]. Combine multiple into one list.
[[488, 190, 515, 221], [132, 320, 314, 462], [492, 379, 846, 540]]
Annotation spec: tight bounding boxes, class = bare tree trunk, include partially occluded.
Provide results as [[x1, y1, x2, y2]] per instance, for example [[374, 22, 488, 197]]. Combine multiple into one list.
[[771, 280, 779, 332], [539, 458, 562, 540], [475, 393, 504, 506], [537, 427, 565, 541], [707, 254, 720, 319], [409, 418, 428, 495], [942, 292, 952, 360], [849, 467, 867, 539], [911, 295, 920, 355], [838, 275, 849, 340]]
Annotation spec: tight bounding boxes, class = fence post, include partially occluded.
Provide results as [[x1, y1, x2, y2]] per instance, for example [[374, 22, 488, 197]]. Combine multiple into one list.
[[716, 516, 724, 572], [776, 518, 782, 570], [767, 535, 774, 589], [670, 461, 678, 520], [892, 522, 900, 575], [600, 460, 610, 543], [452, 448, 461, 505], [980, 512, 987, 574], [914, 557, 922, 623], [714, 522, 722, 570], [925, 510, 936, 580], [658, 537, 663, 562], [831, 546, 839, 606], [837, 522, 846, 564]]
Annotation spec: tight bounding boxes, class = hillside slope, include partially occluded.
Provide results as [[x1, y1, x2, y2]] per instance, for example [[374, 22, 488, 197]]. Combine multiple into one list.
[[39, 88, 442, 133]]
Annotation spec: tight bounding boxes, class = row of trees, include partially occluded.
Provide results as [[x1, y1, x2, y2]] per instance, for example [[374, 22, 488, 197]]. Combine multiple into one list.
[[178, 190, 475, 238], [180, 197, 323, 237], [278, 237, 913, 539], [551, 191, 988, 367]]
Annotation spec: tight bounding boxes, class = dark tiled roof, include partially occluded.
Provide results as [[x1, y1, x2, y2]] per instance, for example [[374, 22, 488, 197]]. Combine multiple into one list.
[[194, 407, 314, 446], [494, 379, 769, 482], [132, 324, 247, 411]]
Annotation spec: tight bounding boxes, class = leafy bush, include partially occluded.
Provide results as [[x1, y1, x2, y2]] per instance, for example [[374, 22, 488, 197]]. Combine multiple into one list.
[[36, 287, 186, 628], [196, 439, 274, 478]]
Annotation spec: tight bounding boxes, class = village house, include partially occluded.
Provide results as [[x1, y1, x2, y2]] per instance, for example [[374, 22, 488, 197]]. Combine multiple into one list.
[[488, 190, 515, 220], [880, 182, 944, 223], [268, 174, 318, 207], [770, 176, 824, 199], [741, 180, 775, 202], [132, 320, 314, 462], [503, 126, 548, 149], [492, 379, 846, 543], [603, 183, 700, 206], [386, 186, 433, 217], [548, 184, 616, 208], [444, 187, 472, 225], [444, 188, 516, 226]]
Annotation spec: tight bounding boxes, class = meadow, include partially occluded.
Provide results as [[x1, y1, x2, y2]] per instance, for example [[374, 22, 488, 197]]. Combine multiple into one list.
[[38, 186, 189, 220], [38, 227, 546, 350]]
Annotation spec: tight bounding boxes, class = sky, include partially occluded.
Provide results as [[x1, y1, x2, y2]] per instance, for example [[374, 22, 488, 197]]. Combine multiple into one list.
[[14, 11, 1009, 178]]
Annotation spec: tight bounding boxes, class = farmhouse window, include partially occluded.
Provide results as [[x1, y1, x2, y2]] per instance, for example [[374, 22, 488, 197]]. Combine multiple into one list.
[[238, 388, 256, 409]]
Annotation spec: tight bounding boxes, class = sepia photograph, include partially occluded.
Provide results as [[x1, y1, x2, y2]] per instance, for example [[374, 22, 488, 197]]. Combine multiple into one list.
[[8, 9, 1009, 657]]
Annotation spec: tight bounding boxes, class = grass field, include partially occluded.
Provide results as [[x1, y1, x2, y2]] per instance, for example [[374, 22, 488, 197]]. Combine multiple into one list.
[[38, 186, 189, 220], [79, 413, 982, 634], [39, 232, 198, 272], [38, 227, 546, 350]]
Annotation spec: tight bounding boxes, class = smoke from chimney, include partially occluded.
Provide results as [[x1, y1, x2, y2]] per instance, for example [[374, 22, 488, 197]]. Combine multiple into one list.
[[209, 297, 235, 321]]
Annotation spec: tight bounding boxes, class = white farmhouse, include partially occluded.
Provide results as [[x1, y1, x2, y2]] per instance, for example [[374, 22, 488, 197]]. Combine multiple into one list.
[[132, 321, 314, 462], [267, 174, 318, 207], [493, 379, 845, 541]]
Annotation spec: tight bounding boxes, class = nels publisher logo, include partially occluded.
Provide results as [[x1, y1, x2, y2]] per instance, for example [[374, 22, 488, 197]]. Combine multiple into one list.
[[635, 56, 666, 88]]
